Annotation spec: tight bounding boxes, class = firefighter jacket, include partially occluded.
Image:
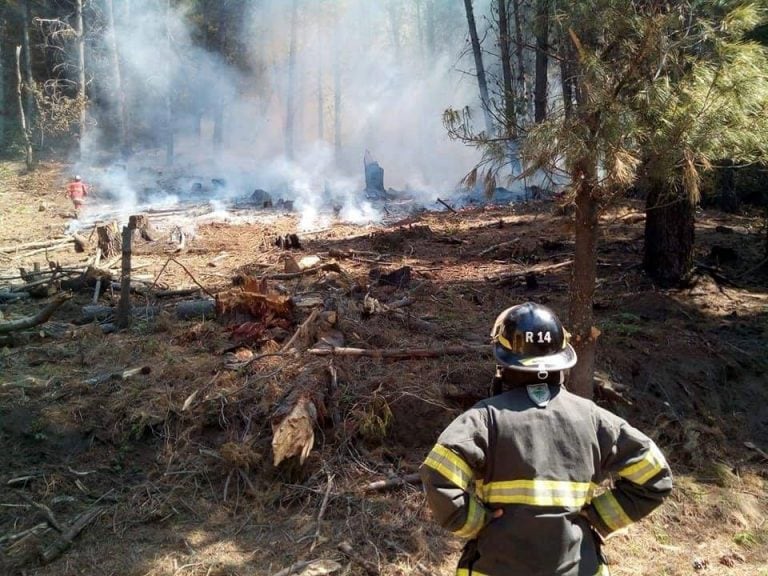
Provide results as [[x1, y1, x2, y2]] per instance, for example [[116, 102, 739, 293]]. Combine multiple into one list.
[[420, 384, 672, 576]]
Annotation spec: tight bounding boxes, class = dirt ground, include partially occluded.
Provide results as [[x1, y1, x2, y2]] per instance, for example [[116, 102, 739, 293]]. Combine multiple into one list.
[[1, 160, 767, 576]]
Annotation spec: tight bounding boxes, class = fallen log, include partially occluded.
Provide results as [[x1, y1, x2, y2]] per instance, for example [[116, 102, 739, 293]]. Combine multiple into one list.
[[0, 293, 72, 334], [479, 238, 520, 257], [41, 506, 106, 564], [0, 291, 30, 302], [308, 345, 492, 359], [363, 473, 422, 492], [81, 305, 114, 322], [264, 262, 344, 280], [0, 237, 70, 253], [487, 260, 573, 284], [10, 242, 72, 259], [176, 299, 216, 320], [84, 366, 151, 386]]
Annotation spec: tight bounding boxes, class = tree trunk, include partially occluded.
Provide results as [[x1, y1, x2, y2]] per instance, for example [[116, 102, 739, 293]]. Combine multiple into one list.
[[718, 160, 739, 213], [105, 0, 129, 156], [497, 0, 516, 137], [15, 46, 33, 170], [75, 0, 86, 158], [0, 13, 6, 147], [568, 157, 599, 399], [213, 0, 226, 150], [165, 0, 174, 165], [115, 226, 133, 329], [559, 38, 573, 119], [533, 0, 550, 123], [286, 0, 299, 160], [333, 46, 342, 159], [462, 0, 494, 135], [425, 0, 436, 56], [512, 0, 528, 114], [387, 1, 402, 61], [643, 180, 695, 287], [21, 0, 34, 130]]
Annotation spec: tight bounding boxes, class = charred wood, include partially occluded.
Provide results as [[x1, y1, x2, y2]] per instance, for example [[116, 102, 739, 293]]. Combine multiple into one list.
[[0, 293, 71, 334]]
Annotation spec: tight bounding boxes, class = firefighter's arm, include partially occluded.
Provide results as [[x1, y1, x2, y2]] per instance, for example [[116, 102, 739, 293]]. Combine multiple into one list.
[[583, 408, 673, 538], [419, 407, 491, 539]]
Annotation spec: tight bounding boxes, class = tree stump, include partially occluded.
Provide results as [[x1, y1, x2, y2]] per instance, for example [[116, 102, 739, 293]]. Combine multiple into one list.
[[96, 222, 121, 258]]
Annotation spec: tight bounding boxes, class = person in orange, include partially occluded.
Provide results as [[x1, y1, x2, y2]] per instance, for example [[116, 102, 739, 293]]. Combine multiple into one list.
[[66, 175, 88, 217]]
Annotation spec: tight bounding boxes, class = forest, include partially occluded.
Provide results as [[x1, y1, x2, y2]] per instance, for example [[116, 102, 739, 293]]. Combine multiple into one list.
[[0, 1, 767, 575]]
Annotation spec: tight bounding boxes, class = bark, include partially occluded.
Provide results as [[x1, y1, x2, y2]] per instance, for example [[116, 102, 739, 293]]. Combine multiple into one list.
[[718, 160, 739, 213], [462, 0, 494, 135], [115, 225, 133, 329], [559, 38, 573, 119], [0, 293, 71, 334], [512, 0, 528, 111], [75, 0, 86, 158], [497, 0, 516, 136], [643, 180, 695, 287], [286, 0, 299, 160], [165, 0, 174, 164], [333, 42, 342, 157], [15, 46, 33, 170], [0, 12, 5, 147], [212, 0, 226, 149], [568, 158, 599, 399], [96, 223, 121, 258], [105, 0, 129, 156], [533, 0, 550, 123], [21, 0, 34, 129]]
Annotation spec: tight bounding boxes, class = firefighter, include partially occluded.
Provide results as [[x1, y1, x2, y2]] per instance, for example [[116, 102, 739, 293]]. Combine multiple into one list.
[[420, 302, 672, 576], [65, 175, 88, 217]]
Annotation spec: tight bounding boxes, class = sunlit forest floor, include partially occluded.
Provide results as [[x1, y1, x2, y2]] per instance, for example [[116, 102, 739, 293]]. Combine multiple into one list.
[[1, 160, 766, 576]]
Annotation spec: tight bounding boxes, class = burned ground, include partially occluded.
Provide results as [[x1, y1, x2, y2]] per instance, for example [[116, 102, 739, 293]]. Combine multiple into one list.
[[1, 162, 767, 576]]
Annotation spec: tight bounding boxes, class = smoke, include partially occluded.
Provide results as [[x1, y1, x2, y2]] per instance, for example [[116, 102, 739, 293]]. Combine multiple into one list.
[[79, 0, 490, 222]]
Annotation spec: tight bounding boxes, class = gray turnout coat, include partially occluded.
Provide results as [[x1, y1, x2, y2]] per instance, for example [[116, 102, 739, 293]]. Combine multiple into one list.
[[420, 384, 673, 576]]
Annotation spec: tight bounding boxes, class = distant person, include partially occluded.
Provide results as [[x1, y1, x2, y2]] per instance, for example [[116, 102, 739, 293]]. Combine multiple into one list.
[[65, 175, 88, 218], [420, 302, 673, 576]]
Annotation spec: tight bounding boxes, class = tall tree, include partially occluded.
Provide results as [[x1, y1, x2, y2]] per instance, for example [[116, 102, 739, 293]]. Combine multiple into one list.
[[512, 0, 528, 113], [286, 0, 299, 160], [533, 0, 550, 122], [105, 0, 129, 156], [497, 0, 516, 136], [75, 0, 86, 158], [165, 0, 174, 164], [462, 0, 494, 134], [21, 0, 34, 129], [15, 46, 33, 169]]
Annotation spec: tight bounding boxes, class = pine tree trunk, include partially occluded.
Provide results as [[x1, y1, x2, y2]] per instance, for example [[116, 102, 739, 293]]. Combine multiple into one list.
[[286, 0, 299, 160], [463, 0, 494, 135], [425, 0, 436, 56], [105, 0, 129, 156], [15, 46, 33, 170], [643, 181, 695, 287], [533, 0, 550, 123], [75, 0, 86, 158], [559, 38, 573, 119], [333, 47, 341, 159], [497, 0, 516, 137], [21, 0, 34, 130], [512, 0, 528, 113], [718, 160, 739, 213], [0, 12, 6, 147], [568, 157, 599, 399], [387, 2, 402, 62]]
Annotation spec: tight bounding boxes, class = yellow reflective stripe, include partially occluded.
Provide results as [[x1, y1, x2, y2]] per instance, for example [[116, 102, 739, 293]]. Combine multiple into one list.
[[619, 443, 666, 485], [456, 570, 489, 576], [480, 479, 597, 508], [424, 444, 473, 491], [453, 496, 487, 539], [594, 564, 611, 576], [592, 491, 633, 532]]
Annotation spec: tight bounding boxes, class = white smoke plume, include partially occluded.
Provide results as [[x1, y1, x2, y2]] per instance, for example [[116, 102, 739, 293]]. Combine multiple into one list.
[[76, 0, 496, 224]]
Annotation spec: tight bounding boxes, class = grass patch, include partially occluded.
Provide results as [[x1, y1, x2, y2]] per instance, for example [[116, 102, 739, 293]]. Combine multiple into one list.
[[601, 312, 645, 337]]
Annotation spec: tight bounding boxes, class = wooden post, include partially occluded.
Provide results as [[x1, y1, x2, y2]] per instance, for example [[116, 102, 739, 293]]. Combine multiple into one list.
[[115, 225, 133, 329]]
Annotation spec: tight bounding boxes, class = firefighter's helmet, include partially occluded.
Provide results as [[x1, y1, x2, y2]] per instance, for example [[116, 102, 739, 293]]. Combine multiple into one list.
[[491, 302, 577, 372], [74, 175, 81, 181]]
